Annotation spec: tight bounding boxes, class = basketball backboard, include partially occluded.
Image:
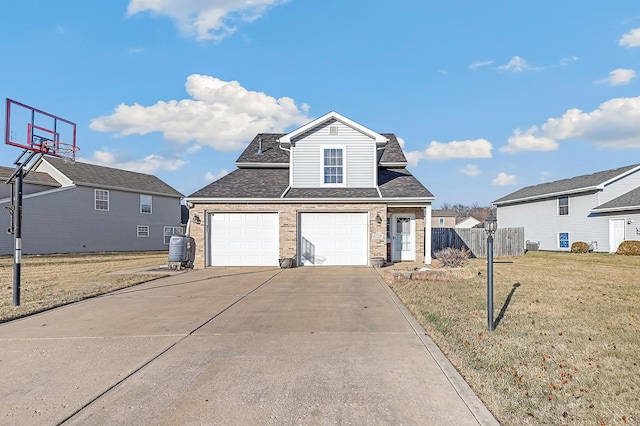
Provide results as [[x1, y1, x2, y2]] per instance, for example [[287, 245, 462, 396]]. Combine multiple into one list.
[[5, 98, 78, 161]]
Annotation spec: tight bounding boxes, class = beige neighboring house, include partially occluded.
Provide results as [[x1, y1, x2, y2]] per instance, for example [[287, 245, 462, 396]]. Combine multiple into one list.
[[431, 209, 457, 228], [186, 111, 435, 268], [455, 216, 481, 228]]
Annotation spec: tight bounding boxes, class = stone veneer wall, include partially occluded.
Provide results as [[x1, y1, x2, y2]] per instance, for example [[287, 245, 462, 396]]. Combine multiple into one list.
[[189, 202, 402, 269]]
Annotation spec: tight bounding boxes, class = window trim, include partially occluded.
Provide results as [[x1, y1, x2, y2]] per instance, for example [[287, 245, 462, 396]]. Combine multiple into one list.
[[558, 195, 569, 216], [163, 226, 185, 244], [558, 232, 569, 249], [137, 225, 150, 238], [320, 145, 346, 187], [439, 217, 445, 226], [95, 189, 109, 211], [140, 194, 153, 214]]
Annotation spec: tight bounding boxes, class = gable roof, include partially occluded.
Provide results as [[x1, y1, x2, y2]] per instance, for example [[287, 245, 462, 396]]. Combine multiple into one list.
[[432, 209, 456, 217], [278, 111, 388, 144], [0, 166, 60, 187], [42, 158, 183, 197], [493, 164, 640, 205], [592, 187, 640, 212]]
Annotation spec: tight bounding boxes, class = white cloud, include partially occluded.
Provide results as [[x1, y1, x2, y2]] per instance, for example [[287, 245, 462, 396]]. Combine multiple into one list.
[[540, 171, 552, 182], [620, 28, 640, 48], [503, 95, 640, 152], [90, 74, 311, 152], [596, 68, 637, 86], [405, 139, 492, 166], [127, 0, 287, 41], [186, 144, 202, 154], [492, 172, 517, 186], [397, 137, 405, 149], [499, 56, 531, 73], [501, 126, 558, 154], [460, 164, 481, 177], [79, 150, 187, 174], [205, 169, 229, 182], [559, 55, 578, 66], [469, 60, 494, 70], [128, 47, 144, 55]]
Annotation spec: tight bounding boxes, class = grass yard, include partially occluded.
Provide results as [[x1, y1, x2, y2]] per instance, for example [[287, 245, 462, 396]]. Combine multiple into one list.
[[0, 251, 169, 323], [388, 251, 640, 425]]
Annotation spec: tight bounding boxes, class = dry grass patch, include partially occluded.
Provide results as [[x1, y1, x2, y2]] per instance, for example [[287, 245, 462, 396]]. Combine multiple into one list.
[[1, 251, 169, 322], [387, 251, 640, 425]]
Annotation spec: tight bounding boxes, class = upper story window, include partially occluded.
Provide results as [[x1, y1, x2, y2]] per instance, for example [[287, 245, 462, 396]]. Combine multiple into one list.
[[140, 195, 152, 214], [322, 146, 344, 185], [558, 196, 569, 216], [439, 217, 445, 226], [95, 189, 109, 211]]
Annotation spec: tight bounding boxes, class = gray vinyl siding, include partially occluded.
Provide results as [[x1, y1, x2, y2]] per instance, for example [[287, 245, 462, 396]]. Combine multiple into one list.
[[598, 168, 640, 205], [291, 120, 376, 188], [497, 192, 607, 252], [0, 186, 182, 255]]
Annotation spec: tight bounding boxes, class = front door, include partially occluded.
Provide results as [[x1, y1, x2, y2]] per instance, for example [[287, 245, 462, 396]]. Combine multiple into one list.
[[392, 214, 415, 261], [609, 219, 625, 253]]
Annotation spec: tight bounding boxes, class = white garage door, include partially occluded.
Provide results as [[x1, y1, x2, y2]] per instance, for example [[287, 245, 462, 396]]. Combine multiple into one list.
[[210, 213, 279, 266], [299, 213, 368, 266]]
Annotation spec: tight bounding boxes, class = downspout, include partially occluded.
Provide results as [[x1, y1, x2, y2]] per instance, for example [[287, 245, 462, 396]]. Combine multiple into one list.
[[424, 205, 432, 264]]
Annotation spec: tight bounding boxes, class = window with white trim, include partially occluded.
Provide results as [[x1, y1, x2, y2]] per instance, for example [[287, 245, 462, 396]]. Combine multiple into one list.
[[558, 196, 569, 216], [322, 147, 344, 185], [140, 195, 152, 214], [439, 217, 445, 226], [559, 232, 569, 248], [137, 225, 149, 237], [164, 226, 185, 244], [95, 189, 109, 211]]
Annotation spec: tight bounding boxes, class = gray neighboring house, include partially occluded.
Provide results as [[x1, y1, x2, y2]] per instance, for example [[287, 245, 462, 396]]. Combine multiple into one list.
[[186, 111, 435, 268], [1, 157, 184, 255], [493, 163, 640, 253]]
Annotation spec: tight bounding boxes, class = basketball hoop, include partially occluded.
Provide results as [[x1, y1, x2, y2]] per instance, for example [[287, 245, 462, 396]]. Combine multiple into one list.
[[40, 140, 79, 163]]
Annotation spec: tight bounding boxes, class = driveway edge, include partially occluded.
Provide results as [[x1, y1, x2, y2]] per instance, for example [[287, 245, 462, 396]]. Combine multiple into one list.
[[372, 269, 500, 426]]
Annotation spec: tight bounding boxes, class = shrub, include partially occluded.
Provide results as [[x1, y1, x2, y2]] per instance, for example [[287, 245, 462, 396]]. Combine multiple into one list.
[[570, 241, 590, 253], [435, 247, 470, 268], [616, 240, 640, 256]]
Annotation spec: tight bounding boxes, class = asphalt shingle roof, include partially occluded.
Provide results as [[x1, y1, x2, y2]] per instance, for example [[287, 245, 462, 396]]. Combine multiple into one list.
[[379, 134, 407, 165], [432, 209, 457, 217], [0, 166, 60, 187], [45, 158, 183, 197], [189, 167, 433, 200], [593, 187, 640, 211], [493, 164, 640, 204], [235, 133, 288, 165]]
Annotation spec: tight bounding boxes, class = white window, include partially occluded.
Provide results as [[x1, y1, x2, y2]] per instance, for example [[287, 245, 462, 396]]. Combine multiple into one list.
[[164, 226, 185, 244], [140, 195, 152, 214], [558, 196, 569, 216], [322, 146, 345, 186], [559, 232, 569, 248], [439, 217, 445, 226], [95, 189, 109, 211], [137, 225, 149, 237]]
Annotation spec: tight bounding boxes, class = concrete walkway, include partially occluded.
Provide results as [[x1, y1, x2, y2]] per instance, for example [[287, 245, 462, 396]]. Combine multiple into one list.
[[0, 267, 498, 425]]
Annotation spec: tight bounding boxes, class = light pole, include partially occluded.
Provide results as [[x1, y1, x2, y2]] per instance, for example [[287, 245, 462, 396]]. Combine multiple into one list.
[[484, 211, 497, 331]]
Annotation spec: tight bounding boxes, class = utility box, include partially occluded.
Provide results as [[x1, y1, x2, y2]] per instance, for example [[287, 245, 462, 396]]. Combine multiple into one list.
[[168, 235, 195, 270]]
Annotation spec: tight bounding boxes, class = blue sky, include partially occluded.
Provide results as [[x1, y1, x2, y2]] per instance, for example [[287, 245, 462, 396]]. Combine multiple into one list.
[[1, 1, 639, 206]]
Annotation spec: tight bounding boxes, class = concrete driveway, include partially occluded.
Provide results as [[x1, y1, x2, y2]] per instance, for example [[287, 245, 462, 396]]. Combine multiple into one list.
[[0, 267, 498, 425]]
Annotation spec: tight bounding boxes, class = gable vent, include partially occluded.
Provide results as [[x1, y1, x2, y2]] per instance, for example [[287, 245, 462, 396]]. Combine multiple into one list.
[[329, 125, 338, 135]]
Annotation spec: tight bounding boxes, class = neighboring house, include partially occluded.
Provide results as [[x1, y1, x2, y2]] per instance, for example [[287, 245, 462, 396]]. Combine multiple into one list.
[[1, 157, 184, 255], [493, 163, 640, 253], [455, 215, 481, 229], [431, 209, 457, 228], [186, 111, 435, 268]]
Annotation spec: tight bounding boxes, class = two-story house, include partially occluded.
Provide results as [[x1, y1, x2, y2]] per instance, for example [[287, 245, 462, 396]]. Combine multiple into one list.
[[431, 209, 457, 228], [493, 163, 640, 253], [186, 111, 435, 268], [1, 157, 184, 255]]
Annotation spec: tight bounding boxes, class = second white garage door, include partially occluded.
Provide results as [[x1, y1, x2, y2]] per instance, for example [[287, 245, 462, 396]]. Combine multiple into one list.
[[210, 213, 279, 266], [299, 213, 369, 266]]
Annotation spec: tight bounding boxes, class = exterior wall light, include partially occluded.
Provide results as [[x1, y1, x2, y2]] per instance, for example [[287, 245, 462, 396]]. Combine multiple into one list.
[[375, 213, 383, 224]]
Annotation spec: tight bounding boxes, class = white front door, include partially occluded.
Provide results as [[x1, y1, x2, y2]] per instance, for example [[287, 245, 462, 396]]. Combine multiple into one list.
[[609, 219, 626, 253], [392, 214, 415, 261]]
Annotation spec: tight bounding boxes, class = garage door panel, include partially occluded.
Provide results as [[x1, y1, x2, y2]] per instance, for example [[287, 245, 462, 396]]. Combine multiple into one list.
[[300, 213, 368, 266], [210, 213, 279, 266]]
